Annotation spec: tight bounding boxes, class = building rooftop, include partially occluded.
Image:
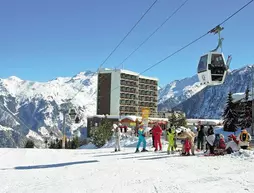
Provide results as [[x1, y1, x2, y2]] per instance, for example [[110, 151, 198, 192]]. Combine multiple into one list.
[[232, 92, 254, 103], [98, 68, 158, 81]]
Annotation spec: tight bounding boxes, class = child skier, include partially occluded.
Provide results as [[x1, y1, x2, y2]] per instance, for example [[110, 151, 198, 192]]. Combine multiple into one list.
[[184, 138, 191, 156], [167, 128, 175, 154], [218, 134, 226, 149], [214, 134, 226, 155]]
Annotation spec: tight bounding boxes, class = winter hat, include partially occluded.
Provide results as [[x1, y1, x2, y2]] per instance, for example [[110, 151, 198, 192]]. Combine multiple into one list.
[[219, 134, 224, 139]]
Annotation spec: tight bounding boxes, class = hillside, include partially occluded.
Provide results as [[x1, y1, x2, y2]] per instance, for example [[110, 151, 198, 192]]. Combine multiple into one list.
[[159, 65, 253, 118], [0, 72, 97, 147]]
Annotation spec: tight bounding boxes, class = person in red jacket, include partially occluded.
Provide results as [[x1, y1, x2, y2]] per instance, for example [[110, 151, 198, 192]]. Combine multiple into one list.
[[184, 138, 191, 155], [152, 122, 162, 151], [218, 134, 226, 149]]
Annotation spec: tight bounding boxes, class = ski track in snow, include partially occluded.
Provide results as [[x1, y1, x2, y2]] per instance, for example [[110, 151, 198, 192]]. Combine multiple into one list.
[[0, 147, 254, 193]]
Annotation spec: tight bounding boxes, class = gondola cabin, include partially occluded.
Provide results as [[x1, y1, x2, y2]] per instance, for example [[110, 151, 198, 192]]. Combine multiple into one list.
[[197, 52, 227, 86]]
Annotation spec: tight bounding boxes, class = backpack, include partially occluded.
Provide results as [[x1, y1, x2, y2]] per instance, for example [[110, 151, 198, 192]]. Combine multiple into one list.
[[240, 132, 249, 142], [214, 134, 220, 148]]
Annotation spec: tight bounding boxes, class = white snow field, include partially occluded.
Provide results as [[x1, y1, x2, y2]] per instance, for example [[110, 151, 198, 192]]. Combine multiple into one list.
[[1, 145, 254, 193]]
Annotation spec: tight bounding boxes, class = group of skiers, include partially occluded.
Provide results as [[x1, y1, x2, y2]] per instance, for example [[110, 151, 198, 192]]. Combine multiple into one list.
[[195, 125, 252, 155], [112, 122, 252, 155]]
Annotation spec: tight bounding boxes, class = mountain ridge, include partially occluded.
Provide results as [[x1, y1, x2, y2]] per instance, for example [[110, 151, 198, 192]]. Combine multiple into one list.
[[0, 64, 252, 147]]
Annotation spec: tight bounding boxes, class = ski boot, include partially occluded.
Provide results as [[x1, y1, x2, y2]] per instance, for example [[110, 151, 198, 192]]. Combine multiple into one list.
[[115, 149, 117, 152], [135, 148, 139, 153], [141, 148, 148, 152]]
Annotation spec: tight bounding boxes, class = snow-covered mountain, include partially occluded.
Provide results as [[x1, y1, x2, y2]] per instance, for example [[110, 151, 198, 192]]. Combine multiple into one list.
[[0, 71, 97, 147], [159, 65, 254, 118], [0, 65, 252, 147], [158, 75, 205, 108]]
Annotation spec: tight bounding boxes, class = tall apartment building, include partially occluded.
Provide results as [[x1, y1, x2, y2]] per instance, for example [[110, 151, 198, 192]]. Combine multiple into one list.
[[97, 68, 158, 117]]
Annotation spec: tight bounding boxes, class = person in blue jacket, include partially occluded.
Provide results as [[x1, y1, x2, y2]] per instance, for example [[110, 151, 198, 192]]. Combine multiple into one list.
[[135, 123, 148, 153]]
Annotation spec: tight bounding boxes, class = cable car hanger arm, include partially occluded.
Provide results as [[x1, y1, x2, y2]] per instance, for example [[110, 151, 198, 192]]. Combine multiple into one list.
[[209, 25, 224, 52]]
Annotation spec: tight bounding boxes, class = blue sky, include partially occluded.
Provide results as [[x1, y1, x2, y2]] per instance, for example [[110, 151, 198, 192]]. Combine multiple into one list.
[[0, 0, 253, 86]]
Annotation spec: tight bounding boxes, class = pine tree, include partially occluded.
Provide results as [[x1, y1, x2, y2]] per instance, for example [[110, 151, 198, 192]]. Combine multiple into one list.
[[25, 139, 35, 148], [243, 86, 252, 128], [168, 111, 186, 128], [49, 141, 56, 149], [71, 136, 80, 149], [168, 111, 177, 126], [223, 92, 238, 132], [177, 112, 187, 127], [90, 118, 113, 148]]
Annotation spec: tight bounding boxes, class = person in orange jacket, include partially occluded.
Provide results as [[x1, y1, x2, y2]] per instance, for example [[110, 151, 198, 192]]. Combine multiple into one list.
[[152, 122, 163, 151]]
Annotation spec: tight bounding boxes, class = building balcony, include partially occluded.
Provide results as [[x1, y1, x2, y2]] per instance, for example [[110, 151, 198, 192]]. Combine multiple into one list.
[[121, 73, 139, 81], [139, 96, 158, 102], [139, 84, 157, 91], [120, 106, 138, 113], [120, 86, 137, 94], [139, 102, 157, 108], [139, 90, 158, 96], [139, 79, 158, 85], [120, 93, 138, 100], [121, 80, 138, 87], [120, 99, 138, 106]]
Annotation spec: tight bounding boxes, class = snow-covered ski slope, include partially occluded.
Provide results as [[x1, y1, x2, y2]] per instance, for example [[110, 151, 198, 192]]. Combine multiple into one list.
[[0, 147, 254, 193]]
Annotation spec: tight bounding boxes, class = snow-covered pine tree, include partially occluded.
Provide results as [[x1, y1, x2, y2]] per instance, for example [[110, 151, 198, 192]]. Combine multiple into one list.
[[90, 118, 113, 148], [243, 86, 252, 128], [168, 111, 177, 126], [223, 92, 238, 132]]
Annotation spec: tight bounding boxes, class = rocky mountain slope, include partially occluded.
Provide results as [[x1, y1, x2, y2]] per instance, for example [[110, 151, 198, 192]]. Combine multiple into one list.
[[159, 65, 253, 118], [0, 72, 97, 147], [0, 65, 252, 147]]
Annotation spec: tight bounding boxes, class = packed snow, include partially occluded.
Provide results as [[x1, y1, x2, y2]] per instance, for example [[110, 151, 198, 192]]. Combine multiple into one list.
[[0, 145, 254, 193]]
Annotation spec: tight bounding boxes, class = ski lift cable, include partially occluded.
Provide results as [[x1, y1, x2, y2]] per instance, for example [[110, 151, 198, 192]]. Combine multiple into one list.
[[140, 0, 253, 75], [115, 0, 190, 69], [97, 0, 190, 94], [0, 104, 31, 131], [108, 0, 253, 94], [69, 0, 159, 101]]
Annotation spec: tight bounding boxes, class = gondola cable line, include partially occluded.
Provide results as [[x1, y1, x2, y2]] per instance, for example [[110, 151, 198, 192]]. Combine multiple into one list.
[[107, 0, 254, 95], [68, 0, 159, 103]]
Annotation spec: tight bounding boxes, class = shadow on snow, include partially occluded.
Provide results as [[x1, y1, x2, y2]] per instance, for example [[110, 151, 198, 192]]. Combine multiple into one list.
[[138, 154, 196, 160], [0, 160, 99, 170]]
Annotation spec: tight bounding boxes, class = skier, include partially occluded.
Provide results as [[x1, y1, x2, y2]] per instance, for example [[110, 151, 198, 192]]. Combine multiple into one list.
[[238, 129, 252, 149], [218, 134, 226, 149], [177, 129, 196, 155], [184, 138, 191, 156], [206, 126, 215, 155], [225, 134, 240, 154], [135, 123, 148, 153], [152, 122, 163, 151], [150, 125, 155, 148], [167, 127, 175, 154], [113, 123, 121, 152], [213, 134, 226, 155], [197, 125, 205, 151]]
